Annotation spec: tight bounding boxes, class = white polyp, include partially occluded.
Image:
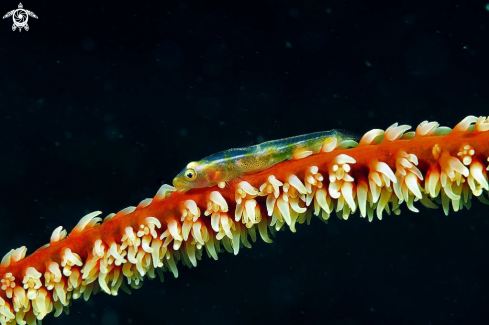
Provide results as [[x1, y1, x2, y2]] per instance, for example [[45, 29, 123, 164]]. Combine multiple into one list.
[[462, 156, 472, 165], [238, 181, 259, 196], [145, 217, 162, 229], [417, 120, 427, 127], [0, 249, 14, 267], [416, 121, 439, 136], [427, 169, 440, 198], [443, 184, 459, 200], [359, 129, 384, 146], [375, 161, 397, 183], [210, 191, 229, 211], [268, 175, 283, 187], [182, 219, 193, 240], [118, 206, 136, 215], [266, 195, 277, 216], [155, 184, 176, 199], [341, 182, 356, 211], [336, 168, 346, 181], [183, 200, 199, 218], [309, 166, 319, 174], [385, 123, 411, 141], [276, 197, 291, 225], [453, 115, 478, 132], [244, 199, 257, 222], [369, 176, 382, 203], [11, 246, 27, 263], [192, 222, 204, 245], [334, 154, 356, 165], [211, 213, 220, 232], [126, 246, 137, 264], [400, 158, 413, 169], [50, 226, 65, 243], [288, 174, 307, 194], [294, 150, 313, 159], [141, 236, 153, 253], [381, 173, 392, 188], [290, 198, 307, 213], [167, 220, 183, 241], [315, 188, 331, 214], [220, 215, 233, 239], [408, 153, 419, 165], [104, 213, 116, 222], [357, 182, 368, 217], [94, 239, 105, 258], [405, 173, 422, 199], [370, 172, 382, 187], [235, 203, 244, 221], [470, 162, 489, 191], [138, 198, 153, 208], [25, 267, 41, 279], [328, 182, 341, 199], [63, 248, 83, 266], [110, 243, 126, 263], [125, 227, 135, 241], [447, 156, 470, 177], [73, 211, 103, 233], [321, 137, 337, 152], [306, 175, 316, 184], [475, 116, 489, 132]]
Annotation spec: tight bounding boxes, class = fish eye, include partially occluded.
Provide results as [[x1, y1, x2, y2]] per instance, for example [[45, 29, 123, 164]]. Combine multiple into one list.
[[184, 169, 197, 181]]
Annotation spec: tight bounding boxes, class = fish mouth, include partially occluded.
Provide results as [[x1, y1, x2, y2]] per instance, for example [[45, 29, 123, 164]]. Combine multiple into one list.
[[172, 178, 188, 192]]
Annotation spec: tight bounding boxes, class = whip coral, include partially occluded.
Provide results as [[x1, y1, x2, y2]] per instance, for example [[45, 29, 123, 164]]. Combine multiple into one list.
[[1, 115, 488, 324]]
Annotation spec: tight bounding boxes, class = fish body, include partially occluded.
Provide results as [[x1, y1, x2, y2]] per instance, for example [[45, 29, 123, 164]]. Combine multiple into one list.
[[173, 130, 348, 192]]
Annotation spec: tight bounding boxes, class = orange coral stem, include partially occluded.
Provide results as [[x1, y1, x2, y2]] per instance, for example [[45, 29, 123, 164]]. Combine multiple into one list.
[[1, 116, 489, 324]]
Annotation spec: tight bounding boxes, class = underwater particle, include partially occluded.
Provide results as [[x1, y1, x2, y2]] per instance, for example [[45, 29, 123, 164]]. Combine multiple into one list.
[[154, 40, 183, 69], [285, 41, 293, 49], [105, 125, 121, 141], [485, 3, 489, 11], [179, 128, 187, 137], [289, 7, 299, 18], [82, 37, 95, 52], [300, 31, 328, 53], [104, 82, 113, 91]]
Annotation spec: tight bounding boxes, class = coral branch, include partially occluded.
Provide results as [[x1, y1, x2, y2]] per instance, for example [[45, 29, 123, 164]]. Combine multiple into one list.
[[1, 116, 489, 324]]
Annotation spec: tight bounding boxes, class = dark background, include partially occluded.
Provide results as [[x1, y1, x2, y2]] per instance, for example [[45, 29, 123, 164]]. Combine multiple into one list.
[[1, 0, 489, 324]]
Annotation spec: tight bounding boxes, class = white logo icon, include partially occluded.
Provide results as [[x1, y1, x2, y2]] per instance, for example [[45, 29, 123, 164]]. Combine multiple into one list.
[[3, 3, 37, 32]]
